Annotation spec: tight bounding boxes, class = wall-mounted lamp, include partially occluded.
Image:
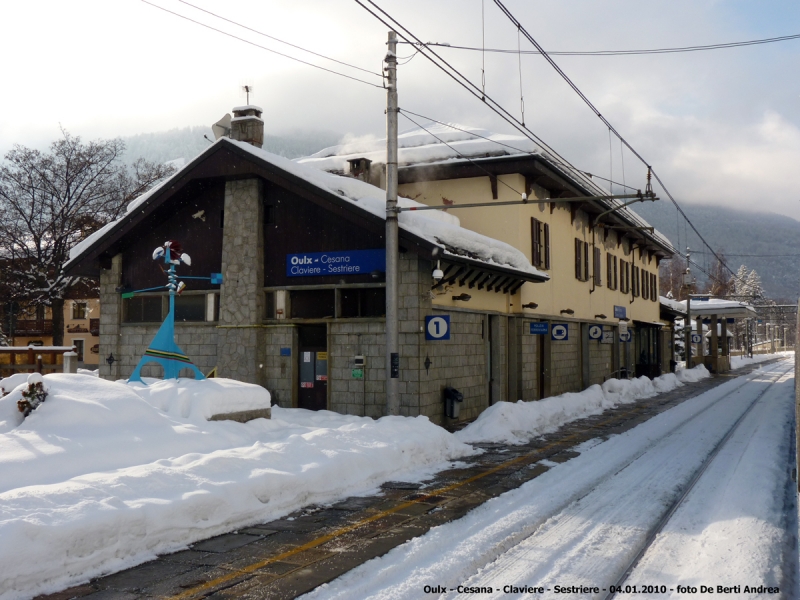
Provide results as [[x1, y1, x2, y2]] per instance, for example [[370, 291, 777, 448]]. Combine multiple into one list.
[[522, 302, 538, 309], [595, 314, 607, 320], [452, 293, 472, 302], [618, 317, 630, 322], [560, 308, 574, 315]]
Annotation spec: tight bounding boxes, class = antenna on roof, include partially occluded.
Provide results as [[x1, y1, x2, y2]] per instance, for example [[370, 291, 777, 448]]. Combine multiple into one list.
[[242, 84, 254, 105]]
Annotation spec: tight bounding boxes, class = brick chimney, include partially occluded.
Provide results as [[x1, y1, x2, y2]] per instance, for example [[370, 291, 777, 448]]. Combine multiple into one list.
[[230, 105, 264, 148]]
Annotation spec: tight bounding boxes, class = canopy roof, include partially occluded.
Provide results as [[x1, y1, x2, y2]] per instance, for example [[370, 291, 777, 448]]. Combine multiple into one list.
[[681, 298, 757, 319]]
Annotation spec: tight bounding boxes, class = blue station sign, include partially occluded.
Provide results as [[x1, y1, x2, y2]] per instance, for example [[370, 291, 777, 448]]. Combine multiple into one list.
[[286, 249, 386, 277], [613, 305, 627, 319], [529, 322, 549, 335]]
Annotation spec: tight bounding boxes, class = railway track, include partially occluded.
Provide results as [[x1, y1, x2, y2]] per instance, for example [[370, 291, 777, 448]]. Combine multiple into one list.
[[437, 360, 797, 600]]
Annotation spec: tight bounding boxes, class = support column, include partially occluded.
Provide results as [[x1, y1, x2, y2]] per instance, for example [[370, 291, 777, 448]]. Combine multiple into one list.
[[721, 318, 728, 356], [99, 254, 122, 380], [710, 313, 719, 369], [695, 316, 703, 360], [216, 178, 266, 385]]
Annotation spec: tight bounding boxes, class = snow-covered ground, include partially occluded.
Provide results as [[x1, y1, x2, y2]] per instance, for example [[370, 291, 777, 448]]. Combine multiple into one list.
[[0, 354, 789, 599], [303, 359, 797, 600]]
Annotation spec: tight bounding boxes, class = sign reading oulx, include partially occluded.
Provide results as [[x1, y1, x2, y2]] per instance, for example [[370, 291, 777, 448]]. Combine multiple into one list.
[[286, 249, 386, 277]]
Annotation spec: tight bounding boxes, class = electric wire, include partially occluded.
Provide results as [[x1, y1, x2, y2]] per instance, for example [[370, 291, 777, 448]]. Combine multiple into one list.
[[406, 32, 800, 56], [490, 0, 745, 287], [141, 0, 384, 89], [399, 107, 636, 191]]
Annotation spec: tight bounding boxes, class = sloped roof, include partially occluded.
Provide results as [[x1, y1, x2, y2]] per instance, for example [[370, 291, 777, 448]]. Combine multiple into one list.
[[65, 138, 547, 284], [298, 123, 675, 256]]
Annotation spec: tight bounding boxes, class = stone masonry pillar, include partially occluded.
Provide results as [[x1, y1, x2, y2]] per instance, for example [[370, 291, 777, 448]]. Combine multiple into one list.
[[216, 178, 266, 385], [98, 254, 122, 380]]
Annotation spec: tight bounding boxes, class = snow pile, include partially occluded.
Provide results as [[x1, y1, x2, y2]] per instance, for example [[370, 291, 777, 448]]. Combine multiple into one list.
[[0, 374, 473, 599], [0, 372, 30, 396], [127, 377, 271, 420], [457, 366, 710, 445]]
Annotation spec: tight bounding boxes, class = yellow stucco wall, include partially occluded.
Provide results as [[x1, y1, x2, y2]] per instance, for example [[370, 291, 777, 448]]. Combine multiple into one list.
[[401, 174, 663, 324]]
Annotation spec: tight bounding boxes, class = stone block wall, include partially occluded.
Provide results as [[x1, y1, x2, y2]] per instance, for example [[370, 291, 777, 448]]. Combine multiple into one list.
[[329, 320, 385, 418], [550, 321, 581, 395], [114, 323, 218, 379], [98, 254, 123, 380], [520, 320, 542, 401], [588, 335, 613, 386]]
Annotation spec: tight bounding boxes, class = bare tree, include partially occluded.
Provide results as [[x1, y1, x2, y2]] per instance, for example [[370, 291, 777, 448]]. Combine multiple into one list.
[[701, 251, 734, 297], [0, 129, 175, 345], [659, 256, 688, 300]]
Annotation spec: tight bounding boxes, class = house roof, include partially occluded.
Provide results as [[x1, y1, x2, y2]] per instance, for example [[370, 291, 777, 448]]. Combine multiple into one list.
[[298, 123, 676, 257], [680, 298, 757, 319], [65, 138, 548, 286]]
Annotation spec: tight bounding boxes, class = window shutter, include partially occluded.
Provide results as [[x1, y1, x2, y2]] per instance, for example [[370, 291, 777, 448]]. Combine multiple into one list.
[[614, 256, 618, 290], [594, 247, 602, 286], [531, 218, 541, 267], [583, 242, 590, 281], [651, 273, 657, 301], [544, 223, 550, 269], [607, 253, 612, 289], [575, 238, 582, 280]]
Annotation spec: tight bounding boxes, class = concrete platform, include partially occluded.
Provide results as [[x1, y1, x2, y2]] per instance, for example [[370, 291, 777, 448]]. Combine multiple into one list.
[[36, 360, 783, 600]]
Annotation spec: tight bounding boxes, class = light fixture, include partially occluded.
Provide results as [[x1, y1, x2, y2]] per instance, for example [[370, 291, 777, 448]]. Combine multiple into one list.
[[522, 302, 538, 309], [595, 314, 607, 320], [106, 354, 116, 367], [432, 259, 444, 283], [619, 317, 630, 322], [560, 308, 574, 315], [452, 293, 471, 302]]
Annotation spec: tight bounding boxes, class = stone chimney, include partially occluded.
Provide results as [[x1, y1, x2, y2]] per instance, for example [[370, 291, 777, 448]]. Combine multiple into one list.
[[230, 105, 264, 148]]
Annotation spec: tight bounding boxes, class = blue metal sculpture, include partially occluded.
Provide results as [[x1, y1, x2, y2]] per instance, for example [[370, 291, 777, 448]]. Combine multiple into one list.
[[127, 241, 221, 383]]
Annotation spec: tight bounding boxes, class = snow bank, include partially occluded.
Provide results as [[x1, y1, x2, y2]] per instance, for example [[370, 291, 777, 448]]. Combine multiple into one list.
[[127, 377, 270, 420], [0, 376, 473, 600], [731, 351, 793, 370], [457, 366, 710, 445]]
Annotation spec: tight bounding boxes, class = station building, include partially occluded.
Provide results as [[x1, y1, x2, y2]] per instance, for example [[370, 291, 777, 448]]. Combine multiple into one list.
[[66, 108, 676, 425]]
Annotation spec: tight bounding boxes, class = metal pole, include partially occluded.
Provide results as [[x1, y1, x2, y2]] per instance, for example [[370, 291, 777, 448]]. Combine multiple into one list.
[[385, 31, 400, 415], [684, 248, 692, 368]]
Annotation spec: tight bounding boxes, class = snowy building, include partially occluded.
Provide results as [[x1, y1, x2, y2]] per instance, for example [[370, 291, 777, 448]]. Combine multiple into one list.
[[65, 109, 676, 423]]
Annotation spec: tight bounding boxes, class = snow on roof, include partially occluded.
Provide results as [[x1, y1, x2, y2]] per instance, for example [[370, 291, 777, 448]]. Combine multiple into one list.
[[298, 123, 675, 254], [67, 138, 546, 279], [232, 105, 263, 112], [679, 298, 757, 318], [297, 122, 540, 172], [660, 295, 686, 314]]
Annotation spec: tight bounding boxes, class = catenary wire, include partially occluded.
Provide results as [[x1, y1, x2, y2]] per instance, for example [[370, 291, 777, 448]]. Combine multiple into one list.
[[399, 108, 637, 191], [141, 0, 384, 89], [404, 32, 800, 56], [491, 0, 745, 287]]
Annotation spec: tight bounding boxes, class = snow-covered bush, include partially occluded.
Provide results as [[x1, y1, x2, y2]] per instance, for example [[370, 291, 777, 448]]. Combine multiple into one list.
[[16, 373, 48, 417]]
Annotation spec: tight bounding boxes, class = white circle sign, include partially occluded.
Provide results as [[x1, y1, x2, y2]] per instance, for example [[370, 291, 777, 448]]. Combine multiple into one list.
[[589, 325, 603, 339], [427, 316, 449, 339], [552, 324, 568, 340]]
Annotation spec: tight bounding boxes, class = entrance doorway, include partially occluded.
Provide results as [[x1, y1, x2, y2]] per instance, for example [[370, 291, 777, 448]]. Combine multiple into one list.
[[298, 325, 328, 411]]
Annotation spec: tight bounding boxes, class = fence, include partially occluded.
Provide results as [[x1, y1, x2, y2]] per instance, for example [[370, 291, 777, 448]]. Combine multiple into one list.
[[0, 346, 76, 376]]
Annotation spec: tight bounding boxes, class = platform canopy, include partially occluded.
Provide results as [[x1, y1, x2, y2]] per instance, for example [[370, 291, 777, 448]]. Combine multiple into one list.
[[682, 298, 757, 319]]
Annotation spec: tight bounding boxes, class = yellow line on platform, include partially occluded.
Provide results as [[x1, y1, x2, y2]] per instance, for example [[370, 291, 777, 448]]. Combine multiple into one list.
[[168, 407, 643, 599]]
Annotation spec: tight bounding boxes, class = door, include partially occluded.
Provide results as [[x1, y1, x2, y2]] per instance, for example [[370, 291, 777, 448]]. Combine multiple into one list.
[[298, 325, 328, 411]]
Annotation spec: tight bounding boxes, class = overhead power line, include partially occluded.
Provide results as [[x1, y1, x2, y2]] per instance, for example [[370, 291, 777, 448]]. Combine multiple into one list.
[[403, 32, 800, 56], [489, 0, 745, 287], [141, 0, 384, 89]]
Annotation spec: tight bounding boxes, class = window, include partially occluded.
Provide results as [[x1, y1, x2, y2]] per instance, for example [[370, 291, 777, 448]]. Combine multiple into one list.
[[290, 289, 335, 319], [593, 247, 602, 286], [531, 219, 550, 270], [642, 269, 648, 300], [650, 273, 658, 301], [575, 238, 590, 281], [621, 261, 630, 294], [72, 339, 84, 362], [607, 254, 619, 290], [632, 266, 640, 297], [174, 295, 206, 322], [123, 296, 163, 323], [340, 287, 386, 317], [72, 302, 87, 320]]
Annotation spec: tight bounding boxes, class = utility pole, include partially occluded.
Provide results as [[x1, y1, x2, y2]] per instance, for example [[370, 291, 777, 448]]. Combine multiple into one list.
[[385, 31, 400, 415], [683, 248, 692, 367]]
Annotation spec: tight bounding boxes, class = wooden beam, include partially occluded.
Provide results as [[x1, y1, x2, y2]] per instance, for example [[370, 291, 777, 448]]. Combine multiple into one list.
[[486, 275, 503, 292], [489, 175, 498, 200], [476, 273, 492, 290]]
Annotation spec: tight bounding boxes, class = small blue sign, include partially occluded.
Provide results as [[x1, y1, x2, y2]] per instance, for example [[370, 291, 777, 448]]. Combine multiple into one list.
[[620, 331, 632, 342], [280, 347, 291, 357], [551, 323, 569, 341], [691, 334, 702, 344], [210, 273, 223, 284], [286, 249, 386, 277], [588, 325, 603, 340], [614, 305, 627, 319], [425, 315, 451, 340], [529, 322, 549, 335]]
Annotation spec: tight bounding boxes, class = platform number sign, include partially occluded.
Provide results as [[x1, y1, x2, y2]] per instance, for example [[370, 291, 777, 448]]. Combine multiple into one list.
[[551, 324, 569, 341], [691, 333, 702, 344], [588, 325, 603, 340], [425, 315, 451, 340], [620, 331, 632, 343]]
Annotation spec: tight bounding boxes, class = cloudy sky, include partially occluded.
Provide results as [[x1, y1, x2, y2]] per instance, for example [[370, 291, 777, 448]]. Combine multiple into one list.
[[2, 0, 798, 219]]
